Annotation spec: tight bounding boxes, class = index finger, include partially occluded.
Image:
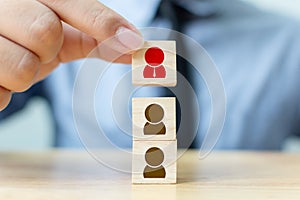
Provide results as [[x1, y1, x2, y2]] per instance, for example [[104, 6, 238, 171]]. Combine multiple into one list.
[[38, 0, 143, 52]]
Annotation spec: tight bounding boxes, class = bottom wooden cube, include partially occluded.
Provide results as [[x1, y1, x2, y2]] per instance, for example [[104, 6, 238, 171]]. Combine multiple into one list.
[[132, 140, 177, 184]]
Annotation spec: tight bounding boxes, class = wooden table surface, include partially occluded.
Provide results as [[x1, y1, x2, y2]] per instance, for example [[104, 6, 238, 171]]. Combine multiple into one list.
[[0, 150, 300, 200]]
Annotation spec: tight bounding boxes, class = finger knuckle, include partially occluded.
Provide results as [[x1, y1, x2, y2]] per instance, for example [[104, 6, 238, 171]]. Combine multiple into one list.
[[89, 9, 121, 37], [29, 11, 62, 56], [14, 51, 40, 92]]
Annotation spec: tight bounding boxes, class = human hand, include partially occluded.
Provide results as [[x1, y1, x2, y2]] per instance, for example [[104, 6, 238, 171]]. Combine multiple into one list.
[[0, 0, 144, 110]]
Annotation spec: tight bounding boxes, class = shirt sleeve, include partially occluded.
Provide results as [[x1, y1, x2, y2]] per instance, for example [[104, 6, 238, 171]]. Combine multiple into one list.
[[293, 63, 300, 137], [0, 81, 48, 120], [295, 104, 300, 137]]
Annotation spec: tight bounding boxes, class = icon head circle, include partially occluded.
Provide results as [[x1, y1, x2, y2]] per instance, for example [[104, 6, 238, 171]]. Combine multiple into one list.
[[145, 147, 164, 167], [145, 47, 165, 66], [145, 104, 164, 123]]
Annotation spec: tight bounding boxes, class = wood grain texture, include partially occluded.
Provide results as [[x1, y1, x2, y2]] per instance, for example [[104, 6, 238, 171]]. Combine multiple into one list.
[[132, 97, 176, 141], [132, 41, 176, 86], [132, 140, 177, 184], [1, 150, 300, 199]]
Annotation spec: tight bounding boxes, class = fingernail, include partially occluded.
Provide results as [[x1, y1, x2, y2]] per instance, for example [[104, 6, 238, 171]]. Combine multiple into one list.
[[116, 27, 144, 50]]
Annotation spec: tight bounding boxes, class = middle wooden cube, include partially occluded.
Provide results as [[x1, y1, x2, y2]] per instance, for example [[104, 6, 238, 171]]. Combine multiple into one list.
[[132, 97, 176, 141]]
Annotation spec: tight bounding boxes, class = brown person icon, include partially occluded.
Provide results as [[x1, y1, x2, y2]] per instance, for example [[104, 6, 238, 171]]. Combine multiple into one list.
[[143, 147, 166, 178], [143, 104, 166, 135]]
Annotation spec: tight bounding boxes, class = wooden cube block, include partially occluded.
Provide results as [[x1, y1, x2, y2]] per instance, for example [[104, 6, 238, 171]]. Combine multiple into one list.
[[132, 140, 177, 184], [132, 41, 176, 86], [132, 97, 176, 141]]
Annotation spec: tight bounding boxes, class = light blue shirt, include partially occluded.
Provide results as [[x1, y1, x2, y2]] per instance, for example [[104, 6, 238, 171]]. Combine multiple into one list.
[[1, 0, 300, 150]]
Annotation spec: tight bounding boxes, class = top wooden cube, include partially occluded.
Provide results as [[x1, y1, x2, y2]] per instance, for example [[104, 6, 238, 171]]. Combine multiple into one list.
[[132, 41, 177, 87]]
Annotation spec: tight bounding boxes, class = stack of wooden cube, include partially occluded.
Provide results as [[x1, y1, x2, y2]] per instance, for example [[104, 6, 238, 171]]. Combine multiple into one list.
[[131, 41, 177, 184]]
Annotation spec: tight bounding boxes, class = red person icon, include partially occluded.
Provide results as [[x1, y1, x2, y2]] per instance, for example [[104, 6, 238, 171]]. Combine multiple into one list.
[[143, 47, 166, 78]]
